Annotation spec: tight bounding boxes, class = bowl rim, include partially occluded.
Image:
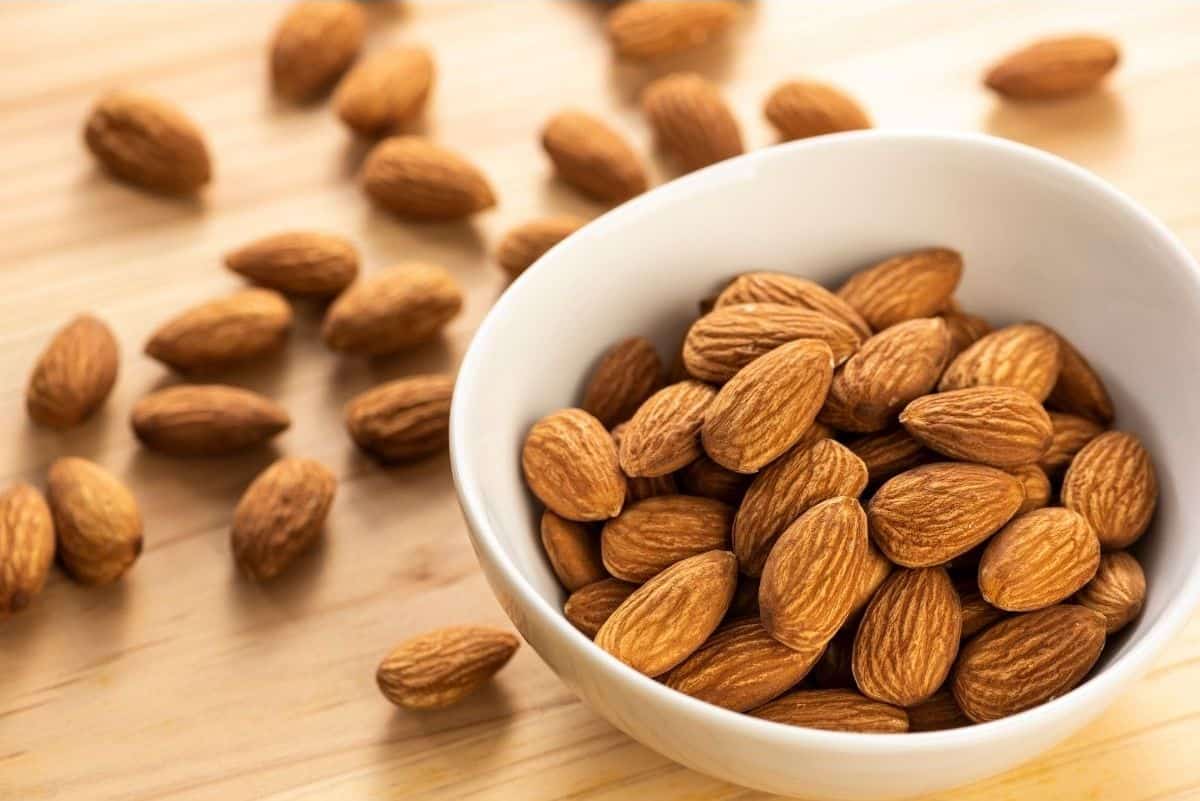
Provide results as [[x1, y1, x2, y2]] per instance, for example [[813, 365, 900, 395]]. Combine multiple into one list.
[[450, 129, 1200, 753]]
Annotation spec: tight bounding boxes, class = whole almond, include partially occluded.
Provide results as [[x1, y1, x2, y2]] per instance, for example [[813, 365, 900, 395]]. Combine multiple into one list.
[[942, 309, 992, 360], [764, 80, 871, 140], [595, 550, 737, 677], [334, 47, 434, 137], [145, 288, 292, 372], [1046, 331, 1114, 424], [47, 458, 142, 585], [606, 0, 739, 60], [1076, 551, 1145, 633], [344, 374, 453, 463], [703, 339, 834, 473], [610, 424, 678, 502], [232, 457, 337, 581], [900, 386, 1053, 467], [1040, 411, 1105, 476], [836, 248, 962, 331], [848, 428, 934, 485], [497, 215, 586, 278], [619, 380, 716, 477], [727, 575, 761, 620], [642, 73, 743, 173], [0, 484, 55, 617], [564, 578, 637, 637], [541, 511, 605, 592], [952, 605, 1106, 722], [377, 625, 519, 710], [582, 336, 664, 428], [541, 111, 648, 203], [985, 35, 1120, 101], [938, 323, 1062, 401], [270, 0, 365, 102], [750, 688, 908, 733], [225, 231, 359, 297], [1062, 431, 1157, 549], [26, 314, 119, 429], [1010, 463, 1052, 514], [601, 495, 731, 583], [734, 438, 868, 576], [362, 136, 496, 221], [715, 272, 871, 339], [522, 409, 625, 522], [678, 456, 751, 505], [321, 262, 463, 356], [907, 690, 970, 732], [848, 545, 894, 620], [957, 580, 1006, 639], [83, 90, 212, 194], [131, 384, 290, 456], [868, 463, 1023, 567], [812, 631, 855, 689], [979, 508, 1100, 612]]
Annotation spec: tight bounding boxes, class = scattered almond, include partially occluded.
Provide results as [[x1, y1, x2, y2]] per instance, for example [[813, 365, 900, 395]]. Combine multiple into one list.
[[1010, 463, 1052, 514], [522, 409, 626, 522], [836, 248, 962, 331], [270, 0, 365, 102], [541, 111, 648, 203], [985, 35, 1120, 101], [145, 288, 292, 372], [642, 73, 743, 173], [26, 314, 119, 429], [541, 511, 606, 592], [1062, 431, 1157, 549], [345, 374, 454, 463], [0, 484, 55, 617], [678, 456, 751, 505], [750, 688, 908, 733], [225, 231, 359, 297], [601, 495, 732, 583], [979, 508, 1100, 612], [619, 380, 716, 478], [377, 625, 519, 710], [497, 215, 586, 278], [362, 136, 496, 221], [1076, 551, 1146, 633], [564, 578, 637, 638], [606, 0, 739, 60], [232, 457, 337, 581], [847, 428, 934, 485], [714, 272, 871, 339], [938, 323, 1062, 401], [582, 337, 664, 428], [900, 386, 1053, 467], [610, 424, 678, 502], [764, 80, 871, 140], [1040, 411, 1105, 476], [47, 458, 142, 585], [321, 263, 463, 356], [334, 46, 434, 137], [131, 384, 290, 456]]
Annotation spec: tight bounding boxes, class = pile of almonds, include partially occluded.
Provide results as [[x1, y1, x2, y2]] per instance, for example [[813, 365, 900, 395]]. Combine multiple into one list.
[[522, 247, 1155, 732]]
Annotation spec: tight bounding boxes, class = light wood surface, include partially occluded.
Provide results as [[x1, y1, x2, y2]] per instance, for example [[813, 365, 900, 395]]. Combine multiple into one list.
[[3, 2, 1200, 800]]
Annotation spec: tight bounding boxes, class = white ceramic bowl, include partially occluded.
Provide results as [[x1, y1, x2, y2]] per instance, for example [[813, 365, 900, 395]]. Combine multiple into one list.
[[450, 131, 1200, 800]]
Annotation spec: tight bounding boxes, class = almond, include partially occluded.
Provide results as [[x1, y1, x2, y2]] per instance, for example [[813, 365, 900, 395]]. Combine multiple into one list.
[[683, 303, 861, 383], [942, 308, 992, 360], [836, 248, 962, 331], [868, 463, 1023, 567], [0, 484, 55, 617], [26, 314, 119, 429], [727, 575, 760, 620], [496, 215, 587, 278], [344, 374, 453, 463], [678, 456, 751, 505], [131, 384, 290, 456], [540, 111, 648, 203], [979, 508, 1100, 612], [232, 457, 337, 581], [610, 424, 678, 501], [938, 323, 1062, 401], [1010, 463, 1051, 514], [362, 137, 496, 221], [619, 380, 715, 478], [83, 90, 212, 194], [985, 35, 1120, 101], [764, 80, 871, 140], [606, 0, 739, 60], [1040, 411, 1105, 476], [270, 0, 366, 102], [595, 550, 737, 677], [582, 337, 664, 428], [957, 579, 1006, 639], [522, 409, 626, 522], [334, 46, 434, 137], [1046, 331, 1114, 423], [907, 690, 970, 732], [848, 545, 894, 620], [47, 458, 142, 585], [541, 511, 606, 592], [377, 625, 519, 710], [1062, 431, 1157, 549], [703, 339, 834, 473], [1076, 551, 1146, 633], [900, 386, 1053, 467], [750, 688, 908, 733], [733, 438, 867, 576], [952, 605, 1106, 722], [564, 578, 637, 637], [321, 262, 463, 356], [601, 495, 732, 583], [642, 73, 743, 173], [812, 631, 855, 689], [145, 288, 293, 372], [847, 429, 934, 485], [225, 231, 359, 297], [714, 272, 871, 339], [759, 497, 868, 652]]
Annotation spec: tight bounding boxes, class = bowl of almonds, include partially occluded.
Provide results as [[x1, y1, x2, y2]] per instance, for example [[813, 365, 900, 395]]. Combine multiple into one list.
[[450, 130, 1200, 799]]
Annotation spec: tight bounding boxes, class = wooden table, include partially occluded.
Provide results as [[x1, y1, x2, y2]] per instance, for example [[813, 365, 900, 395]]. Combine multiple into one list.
[[3, 2, 1199, 799]]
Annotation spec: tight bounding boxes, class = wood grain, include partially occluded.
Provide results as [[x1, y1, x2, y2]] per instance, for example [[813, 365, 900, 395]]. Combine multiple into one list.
[[1, 2, 1199, 800]]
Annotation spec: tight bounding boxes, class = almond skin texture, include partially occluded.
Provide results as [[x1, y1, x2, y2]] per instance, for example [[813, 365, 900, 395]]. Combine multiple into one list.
[[819, 317, 951, 433], [958, 583, 1006, 639], [619, 380, 716, 478], [321, 263, 463, 356], [582, 337, 664, 428], [750, 688, 908, 733], [334, 47, 434, 137], [836, 248, 962, 331], [225, 232, 359, 297], [610, 424, 678, 502], [232, 458, 337, 581], [1040, 412, 1105, 476], [848, 545, 894, 620], [942, 309, 992, 360], [344, 374, 453, 463], [83, 90, 212, 194], [362, 137, 496, 221], [900, 386, 1053, 468], [952, 605, 1106, 723], [564, 578, 637, 638], [1010, 463, 1052, 514], [47, 458, 142, 585], [985, 35, 1120, 101], [678, 456, 751, 505], [606, 0, 739, 60], [0, 484, 55, 617], [1076, 551, 1146, 633], [664, 618, 822, 712], [642, 73, 743, 173], [734, 438, 868, 576], [595, 550, 737, 677], [377, 625, 519, 710], [496, 215, 586, 278], [522, 409, 626, 522], [764, 80, 871, 140], [907, 690, 971, 732], [1046, 331, 1114, 424], [715, 272, 871, 339], [848, 429, 934, 485], [270, 0, 365, 102], [869, 463, 1023, 567], [979, 508, 1100, 612], [540, 111, 648, 203], [26, 314, 119, 429], [1062, 431, 1157, 549], [145, 288, 293, 372], [131, 385, 290, 457], [683, 303, 861, 383], [759, 497, 869, 653], [601, 495, 732, 583], [541, 511, 605, 592], [703, 339, 834, 473], [938, 323, 1062, 401]]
